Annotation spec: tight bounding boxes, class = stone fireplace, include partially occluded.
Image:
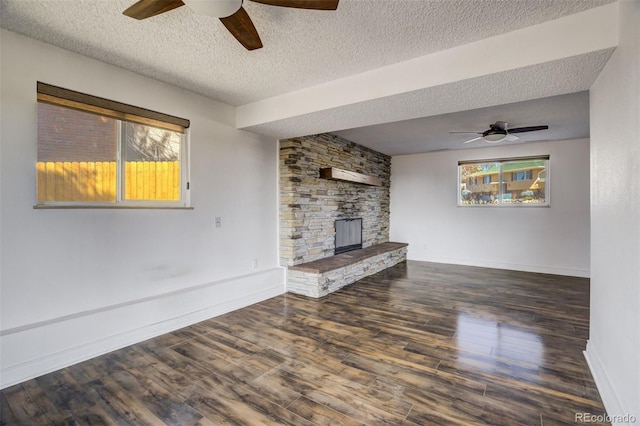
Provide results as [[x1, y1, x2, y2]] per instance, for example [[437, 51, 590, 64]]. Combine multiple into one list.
[[279, 134, 390, 267], [279, 134, 407, 297]]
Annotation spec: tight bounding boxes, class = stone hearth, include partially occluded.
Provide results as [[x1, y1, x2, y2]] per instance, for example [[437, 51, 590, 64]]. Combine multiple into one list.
[[287, 242, 408, 298]]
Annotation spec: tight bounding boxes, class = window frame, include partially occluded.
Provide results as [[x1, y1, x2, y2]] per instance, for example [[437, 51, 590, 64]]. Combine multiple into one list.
[[35, 82, 191, 209], [458, 155, 550, 207]]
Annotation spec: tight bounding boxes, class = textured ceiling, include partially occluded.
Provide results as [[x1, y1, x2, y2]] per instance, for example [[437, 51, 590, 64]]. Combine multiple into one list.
[[246, 50, 612, 150], [0, 0, 613, 105], [333, 91, 591, 156], [0, 0, 618, 154]]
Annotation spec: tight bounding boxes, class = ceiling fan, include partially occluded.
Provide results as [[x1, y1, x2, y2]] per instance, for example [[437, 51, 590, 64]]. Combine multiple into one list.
[[123, 0, 339, 51], [451, 121, 549, 144]]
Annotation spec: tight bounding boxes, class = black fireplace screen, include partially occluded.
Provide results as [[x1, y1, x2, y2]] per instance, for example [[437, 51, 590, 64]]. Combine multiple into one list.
[[335, 218, 363, 255]]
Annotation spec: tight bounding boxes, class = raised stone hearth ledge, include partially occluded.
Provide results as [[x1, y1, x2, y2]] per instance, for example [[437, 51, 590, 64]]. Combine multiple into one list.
[[287, 242, 408, 298]]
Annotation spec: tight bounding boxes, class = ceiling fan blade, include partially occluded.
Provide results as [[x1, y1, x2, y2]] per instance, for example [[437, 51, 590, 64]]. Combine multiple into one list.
[[450, 131, 482, 134], [123, 0, 185, 19], [463, 137, 482, 144], [505, 134, 520, 142], [219, 6, 263, 50], [250, 0, 339, 10], [508, 125, 549, 134]]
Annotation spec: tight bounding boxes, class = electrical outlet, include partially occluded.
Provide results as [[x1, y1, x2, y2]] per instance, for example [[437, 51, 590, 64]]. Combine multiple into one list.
[[252, 258, 258, 270], [215, 217, 222, 228]]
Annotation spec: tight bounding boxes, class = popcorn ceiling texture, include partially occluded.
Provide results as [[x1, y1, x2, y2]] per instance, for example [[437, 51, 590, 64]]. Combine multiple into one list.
[[0, 0, 614, 106], [0, 1, 615, 154], [244, 49, 614, 147], [279, 134, 390, 267]]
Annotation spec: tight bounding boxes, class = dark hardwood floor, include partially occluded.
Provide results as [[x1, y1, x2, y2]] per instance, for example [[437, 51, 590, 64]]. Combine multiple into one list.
[[1, 261, 608, 425]]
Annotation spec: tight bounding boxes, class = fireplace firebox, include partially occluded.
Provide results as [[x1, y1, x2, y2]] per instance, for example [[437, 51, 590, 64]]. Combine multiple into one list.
[[335, 218, 363, 255]]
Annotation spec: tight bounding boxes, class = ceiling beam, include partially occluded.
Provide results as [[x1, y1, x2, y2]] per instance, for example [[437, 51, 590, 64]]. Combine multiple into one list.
[[236, 2, 618, 138]]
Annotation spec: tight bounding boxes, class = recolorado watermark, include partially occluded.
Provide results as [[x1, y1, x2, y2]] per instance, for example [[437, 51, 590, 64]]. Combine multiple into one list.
[[576, 412, 637, 423]]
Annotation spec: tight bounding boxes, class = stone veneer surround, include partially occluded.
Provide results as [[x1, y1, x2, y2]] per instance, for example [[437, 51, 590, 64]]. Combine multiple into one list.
[[279, 134, 391, 267]]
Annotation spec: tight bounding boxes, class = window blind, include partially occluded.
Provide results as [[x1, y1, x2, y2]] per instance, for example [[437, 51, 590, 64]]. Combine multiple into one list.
[[37, 82, 190, 133]]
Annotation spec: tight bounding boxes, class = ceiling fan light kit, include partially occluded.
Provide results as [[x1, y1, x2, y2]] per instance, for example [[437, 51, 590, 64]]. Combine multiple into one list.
[[482, 130, 507, 143], [182, 0, 242, 18]]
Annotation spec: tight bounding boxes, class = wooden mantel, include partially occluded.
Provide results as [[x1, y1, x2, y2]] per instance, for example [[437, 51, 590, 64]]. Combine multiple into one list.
[[319, 167, 382, 187]]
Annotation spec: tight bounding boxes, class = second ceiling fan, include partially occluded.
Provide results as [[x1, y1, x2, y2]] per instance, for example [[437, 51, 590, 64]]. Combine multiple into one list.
[[123, 0, 339, 51], [451, 121, 549, 144]]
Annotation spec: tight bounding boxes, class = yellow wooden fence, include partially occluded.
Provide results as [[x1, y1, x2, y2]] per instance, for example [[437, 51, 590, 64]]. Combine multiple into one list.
[[36, 161, 180, 202]]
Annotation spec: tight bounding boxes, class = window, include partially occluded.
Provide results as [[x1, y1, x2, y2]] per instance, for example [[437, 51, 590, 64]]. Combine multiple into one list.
[[458, 156, 549, 206], [36, 82, 190, 207], [511, 170, 533, 181]]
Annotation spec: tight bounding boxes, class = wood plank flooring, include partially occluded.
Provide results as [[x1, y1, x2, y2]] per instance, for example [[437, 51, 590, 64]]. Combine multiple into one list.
[[1, 261, 608, 425]]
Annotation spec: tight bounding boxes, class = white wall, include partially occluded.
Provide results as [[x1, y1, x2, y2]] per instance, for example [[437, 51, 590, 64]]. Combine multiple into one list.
[[390, 138, 590, 277], [0, 30, 284, 388], [586, 0, 640, 422]]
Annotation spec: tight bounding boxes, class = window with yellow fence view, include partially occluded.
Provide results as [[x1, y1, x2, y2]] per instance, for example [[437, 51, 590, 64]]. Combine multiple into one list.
[[36, 82, 189, 207]]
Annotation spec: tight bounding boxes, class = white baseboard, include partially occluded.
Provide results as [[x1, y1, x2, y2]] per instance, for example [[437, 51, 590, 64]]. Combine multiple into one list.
[[0, 268, 285, 389], [407, 254, 590, 278], [584, 341, 630, 425]]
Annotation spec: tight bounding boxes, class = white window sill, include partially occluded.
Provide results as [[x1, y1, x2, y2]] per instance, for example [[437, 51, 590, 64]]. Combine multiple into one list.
[[34, 205, 194, 210]]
